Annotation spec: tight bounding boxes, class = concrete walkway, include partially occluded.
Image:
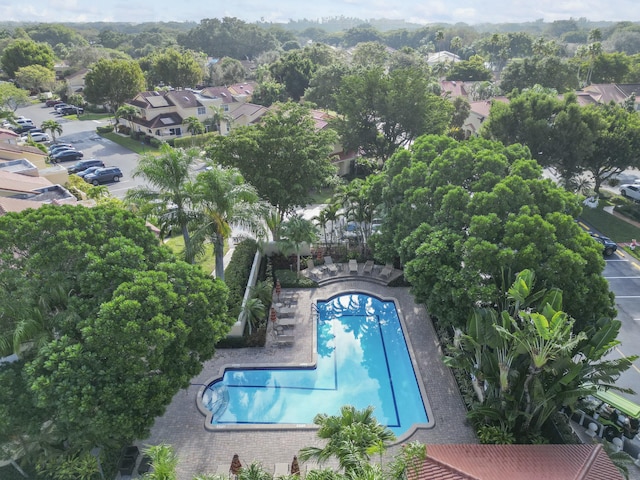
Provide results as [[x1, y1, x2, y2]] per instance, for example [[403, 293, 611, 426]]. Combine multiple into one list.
[[133, 277, 476, 479]]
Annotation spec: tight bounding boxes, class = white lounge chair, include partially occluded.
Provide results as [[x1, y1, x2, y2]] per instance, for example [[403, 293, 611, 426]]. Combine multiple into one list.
[[348, 259, 358, 273], [273, 330, 295, 346], [306, 258, 322, 279], [379, 263, 393, 280], [274, 463, 290, 478], [324, 256, 339, 274], [363, 260, 374, 274]]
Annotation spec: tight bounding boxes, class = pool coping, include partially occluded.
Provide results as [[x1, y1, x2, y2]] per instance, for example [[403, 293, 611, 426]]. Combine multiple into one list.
[[196, 287, 434, 444]]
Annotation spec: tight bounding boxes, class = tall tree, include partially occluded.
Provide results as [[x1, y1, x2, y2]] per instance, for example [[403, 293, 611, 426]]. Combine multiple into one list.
[[126, 144, 200, 263], [279, 215, 319, 276], [1, 39, 55, 78], [192, 164, 265, 280], [335, 67, 453, 162], [206, 101, 338, 222], [84, 58, 146, 113], [147, 48, 203, 89], [0, 82, 30, 111], [14, 64, 55, 92], [0, 204, 230, 469]]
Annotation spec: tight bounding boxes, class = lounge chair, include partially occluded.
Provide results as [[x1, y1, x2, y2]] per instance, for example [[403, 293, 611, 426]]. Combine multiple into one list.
[[363, 260, 374, 274], [379, 263, 393, 280], [273, 329, 295, 346], [276, 306, 296, 318], [324, 256, 339, 274], [348, 259, 358, 273], [274, 463, 290, 478], [306, 258, 323, 279]]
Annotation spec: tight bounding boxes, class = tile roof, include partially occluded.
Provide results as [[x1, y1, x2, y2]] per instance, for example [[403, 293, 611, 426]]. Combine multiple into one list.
[[0, 170, 51, 194], [411, 444, 623, 480], [199, 86, 237, 103], [135, 113, 184, 130], [0, 142, 47, 156], [441, 80, 469, 98]]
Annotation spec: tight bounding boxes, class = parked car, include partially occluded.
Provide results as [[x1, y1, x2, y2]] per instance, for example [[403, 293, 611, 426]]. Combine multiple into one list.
[[57, 106, 84, 115], [54, 103, 69, 112], [590, 233, 618, 256], [77, 166, 102, 178], [67, 159, 105, 174], [620, 184, 640, 202], [49, 147, 77, 157], [84, 167, 122, 185], [51, 150, 83, 162], [49, 143, 74, 154], [15, 118, 33, 126], [45, 99, 64, 107], [12, 124, 39, 134], [20, 132, 50, 143]]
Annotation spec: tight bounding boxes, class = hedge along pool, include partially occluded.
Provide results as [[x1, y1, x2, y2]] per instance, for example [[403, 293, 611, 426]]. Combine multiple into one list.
[[199, 293, 430, 437]]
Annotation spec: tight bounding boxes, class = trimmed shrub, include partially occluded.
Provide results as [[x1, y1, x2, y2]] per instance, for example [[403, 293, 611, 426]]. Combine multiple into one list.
[[149, 137, 163, 148], [96, 125, 114, 134], [275, 269, 317, 288], [224, 238, 259, 320], [173, 131, 218, 149]]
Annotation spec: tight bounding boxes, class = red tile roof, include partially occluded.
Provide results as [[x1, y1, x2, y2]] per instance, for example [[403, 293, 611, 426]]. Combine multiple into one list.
[[409, 444, 623, 480]]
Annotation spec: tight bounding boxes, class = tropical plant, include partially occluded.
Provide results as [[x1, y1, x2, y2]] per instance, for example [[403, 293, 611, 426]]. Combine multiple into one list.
[[237, 462, 271, 480], [298, 405, 395, 475], [239, 297, 266, 335], [40, 119, 62, 142], [184, 116, 205, 137], [205, 105, 232, 134], [126, 144, 200, 263], [142, 444, 178, 480], [115, 104, 138, 131], [279, 215, 318, 276], [191, 164, 266, 280], [444, 269, 634, 442]]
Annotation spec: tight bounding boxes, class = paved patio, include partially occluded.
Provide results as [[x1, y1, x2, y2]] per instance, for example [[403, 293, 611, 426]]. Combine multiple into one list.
[[133, 268, 477, 479]]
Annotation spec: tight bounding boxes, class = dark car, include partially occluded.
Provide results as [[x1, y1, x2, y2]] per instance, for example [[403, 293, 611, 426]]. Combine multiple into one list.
[[84, 167, 123, 185], [45, 99, 64, 107], [51, 150, 83, 162], [12, 124, 38, 134], [591, 233, 618, 256], [67, 159, 105, 174], [54, 103, 69, 112], [58, 106, 84, 115], [77, 166, 102, 178]]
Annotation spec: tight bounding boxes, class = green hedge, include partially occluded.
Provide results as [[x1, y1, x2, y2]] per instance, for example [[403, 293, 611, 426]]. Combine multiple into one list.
[[96, 125, 114, 134], [173, 131, 218, 149], [224, 238, 258, 320]]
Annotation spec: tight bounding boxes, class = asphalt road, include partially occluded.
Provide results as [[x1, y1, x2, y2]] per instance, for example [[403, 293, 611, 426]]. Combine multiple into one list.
[[15, 102, 142, 198], [602, 249, 640, 404]]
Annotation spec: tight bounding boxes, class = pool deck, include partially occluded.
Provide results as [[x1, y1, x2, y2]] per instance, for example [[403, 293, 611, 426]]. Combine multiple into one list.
[[134, 269, 477, 479]]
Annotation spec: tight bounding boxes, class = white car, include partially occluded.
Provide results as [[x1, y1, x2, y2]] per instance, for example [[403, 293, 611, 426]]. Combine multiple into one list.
[[15, 118, 34, 126], [20, 132, 51, 143], [620, 184, 640, 201]]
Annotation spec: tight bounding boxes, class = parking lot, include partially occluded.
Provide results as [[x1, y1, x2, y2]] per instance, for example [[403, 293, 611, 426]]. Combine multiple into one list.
[[15, 102, 142, 198]]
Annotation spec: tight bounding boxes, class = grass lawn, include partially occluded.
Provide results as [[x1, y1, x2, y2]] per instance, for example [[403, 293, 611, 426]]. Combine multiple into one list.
[[77, 112, 112, 122], [578, 202, 640, 243], [164, 235, 216, 275], [99, 132, 159, 155]]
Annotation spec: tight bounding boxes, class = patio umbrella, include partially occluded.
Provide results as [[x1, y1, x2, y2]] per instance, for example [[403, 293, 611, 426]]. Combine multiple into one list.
[[230, 454, 242, 476], [275, 279, 281, 302], [290, 456, 300, 476], [270, 307, 278, 323]]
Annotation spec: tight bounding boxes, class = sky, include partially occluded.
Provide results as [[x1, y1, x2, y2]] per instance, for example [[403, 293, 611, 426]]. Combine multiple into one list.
[[0, 0, 638, 25]]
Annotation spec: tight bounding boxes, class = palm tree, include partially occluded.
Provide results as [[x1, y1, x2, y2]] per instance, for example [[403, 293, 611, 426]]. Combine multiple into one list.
[[239, 297, 266, 335], [279, 215, 319, 276], [40, 120, 62, 142], [184, 116, 205, 137], [299, 405, 396, 475], [191, 164, 266, 279], [115, 104, 138, 133], [206, 105, 232, 134], [126, 144, 199, 263]]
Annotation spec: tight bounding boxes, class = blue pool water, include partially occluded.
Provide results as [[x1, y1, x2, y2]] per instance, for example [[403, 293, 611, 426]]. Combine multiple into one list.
[[201, 293, 428, 436]]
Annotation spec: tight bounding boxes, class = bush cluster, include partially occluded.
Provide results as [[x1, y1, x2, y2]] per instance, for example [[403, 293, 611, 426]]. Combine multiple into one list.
[[96, 125, 114, 134], [173, 131, 218, 149], [224, 238, 258, 319]]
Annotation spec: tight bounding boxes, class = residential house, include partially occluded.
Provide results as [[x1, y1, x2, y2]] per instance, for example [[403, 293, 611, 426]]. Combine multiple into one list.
[[0, 143, 69, 185], [125, 87, 267, 141], [427, 51, 461, 66], [65, 68, 88, 93], [411, 444, 623, 480], [0, 169, 77, 215], [576, 83, 640, 111], [440, 80, 471, 99], [465, 97, 510, 137], [310, 109, 358, 177]]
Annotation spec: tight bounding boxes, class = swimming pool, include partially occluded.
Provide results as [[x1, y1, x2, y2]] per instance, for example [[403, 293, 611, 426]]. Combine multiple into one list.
[[199, 293, 430, 437]]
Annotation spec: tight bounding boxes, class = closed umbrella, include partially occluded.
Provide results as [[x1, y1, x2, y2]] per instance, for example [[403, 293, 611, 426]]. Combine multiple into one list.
[[290, 456, 300, 476], [270, 307, 278, 324], [275, 279, 281, 302], [230, 454, 242, 476]]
